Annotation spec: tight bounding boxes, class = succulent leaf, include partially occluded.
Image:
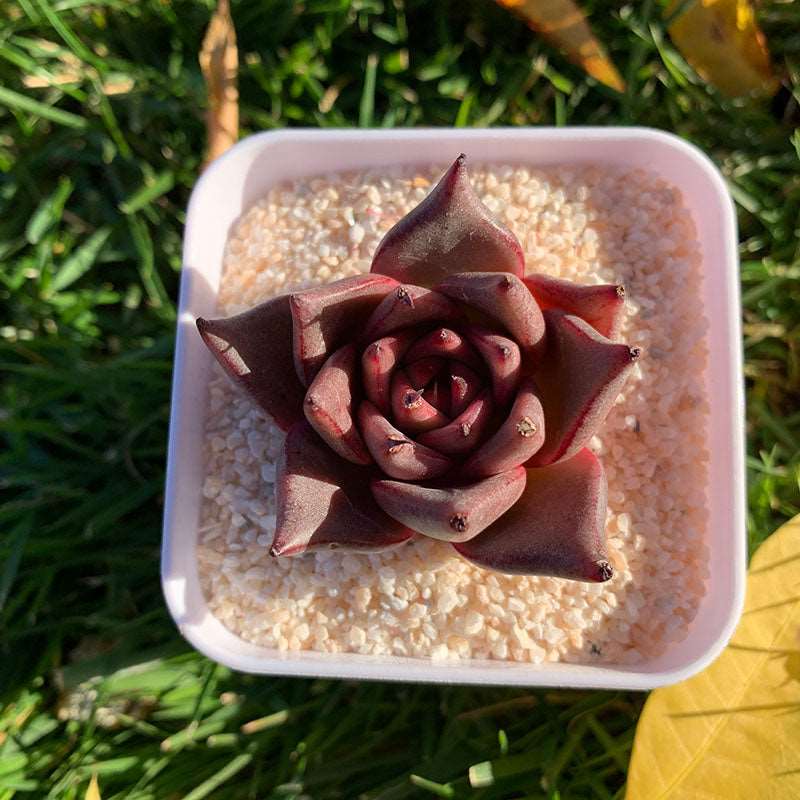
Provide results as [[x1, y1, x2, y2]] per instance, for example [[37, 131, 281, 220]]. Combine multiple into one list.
[[462, 377, 545, 478], [362, 284, 462, 341], [370, 154, 525, 287], [454, 449, 612, 582], [528, 311, 640, 467], [524, 273, 626, 340], [272, 422, 414, 556], [417, 390, 495, 456], [435, 272, 545, 361], [197, 295, 305, 431], [404, 327, 484, 372], [464, 325, 521, 407], [361, 329, 417, 416], [390, 369, 450, 434], [358, 401, 453, 480], [303, 343, 371, 465], [447, 361, 482, 417], [291, 274, 399, 385], [405, 356, 445, 390], [371, 466, 526, 543]]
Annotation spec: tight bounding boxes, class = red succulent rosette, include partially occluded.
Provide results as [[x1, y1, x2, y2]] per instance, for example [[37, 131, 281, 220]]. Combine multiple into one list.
[[198, 156, 640, 582]]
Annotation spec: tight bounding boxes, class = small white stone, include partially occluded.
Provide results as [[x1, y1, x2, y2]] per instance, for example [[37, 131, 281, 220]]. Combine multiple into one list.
[[349, 224, 365, 244], [463, 611, 484, 635], [348, 626, 366, 648], [437, 589, 459, 614]]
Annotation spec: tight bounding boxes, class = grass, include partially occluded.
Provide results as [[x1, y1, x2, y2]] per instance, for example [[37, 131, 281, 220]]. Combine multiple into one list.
[[0, 0, 798, 797]]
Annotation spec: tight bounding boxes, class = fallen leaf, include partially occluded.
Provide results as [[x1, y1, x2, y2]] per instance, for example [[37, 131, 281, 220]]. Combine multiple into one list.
[[199, 0, 239, 167], [494, 0, 625, 92], [85, 773, 101, 800], [666, 0, 779, 97], [627, 513, 800, 799]]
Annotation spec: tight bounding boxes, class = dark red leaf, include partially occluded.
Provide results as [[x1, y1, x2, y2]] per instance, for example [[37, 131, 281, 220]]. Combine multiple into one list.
[[197, 295, 304, 431], [372, 467, 526, 542], [370, 154, 525, 287], [304, 343, 371, 465], [528, 311, 640, 467], [436, 272, 545, 361], [272, 422, 414, 556], [291, 274, 399, 385], [358, 401, 453, 480], [524, 273, 626, 340], [454, 449, 612, 582]]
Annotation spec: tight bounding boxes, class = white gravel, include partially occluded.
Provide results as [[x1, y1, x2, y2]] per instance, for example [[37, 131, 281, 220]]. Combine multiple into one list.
[[196, 162, 710, 665]]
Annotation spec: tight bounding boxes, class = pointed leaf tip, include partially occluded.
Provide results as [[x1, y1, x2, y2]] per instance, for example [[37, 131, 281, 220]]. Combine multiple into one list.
[[462, 377, 545, 478], [418, 390, 495, 456], [390, 369, 450, 434], [370, 155, 525, 287]]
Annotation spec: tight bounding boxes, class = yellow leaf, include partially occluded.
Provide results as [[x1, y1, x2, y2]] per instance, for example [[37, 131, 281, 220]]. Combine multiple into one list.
[[199, 0, 239, 167], [627, 514, 800, 800], [494, 0, 625, 92], [666, 0, 779, 97], [85, 773, 102, 800]]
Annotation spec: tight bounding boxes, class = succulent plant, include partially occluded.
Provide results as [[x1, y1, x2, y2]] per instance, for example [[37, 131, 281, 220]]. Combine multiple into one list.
[[197, 155, 640, 582]]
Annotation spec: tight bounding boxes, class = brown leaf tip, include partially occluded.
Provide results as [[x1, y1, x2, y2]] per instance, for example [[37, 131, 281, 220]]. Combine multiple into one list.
[[396, 287, 414, 307], [387, 434, 412, 455], [629, 346, 642, 361], [403, 389, 423, 409], [449, 513, 468, 533], [597, 561, 614, 582], [456, 153, 466, 166], [616, 284, 626, 299], [516, 416, 538, 438]]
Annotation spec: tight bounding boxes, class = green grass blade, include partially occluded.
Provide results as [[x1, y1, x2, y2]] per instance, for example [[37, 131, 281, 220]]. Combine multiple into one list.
[[119, 171, 175, 215], [47, 226, 112, 294], [0, 85, 87, 129], [25, 177, 73, 244], [359, 53, 378, 128], [181, 753, 253, 800]]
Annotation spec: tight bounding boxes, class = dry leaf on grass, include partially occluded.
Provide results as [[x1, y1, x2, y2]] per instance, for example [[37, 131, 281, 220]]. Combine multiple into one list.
[[199, 0, 239, 167], [494, 0, 625, 92], [85, 773, 101, 800], [666, 0, 779, 98], [626, 513, 800, 799]]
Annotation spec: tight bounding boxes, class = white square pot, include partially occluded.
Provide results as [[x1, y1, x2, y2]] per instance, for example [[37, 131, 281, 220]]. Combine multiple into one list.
[[162, 127, 746, 689]]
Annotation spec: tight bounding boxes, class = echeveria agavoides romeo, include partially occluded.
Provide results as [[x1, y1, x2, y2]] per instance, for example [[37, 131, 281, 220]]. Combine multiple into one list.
[[197, 155, 640, 582]]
